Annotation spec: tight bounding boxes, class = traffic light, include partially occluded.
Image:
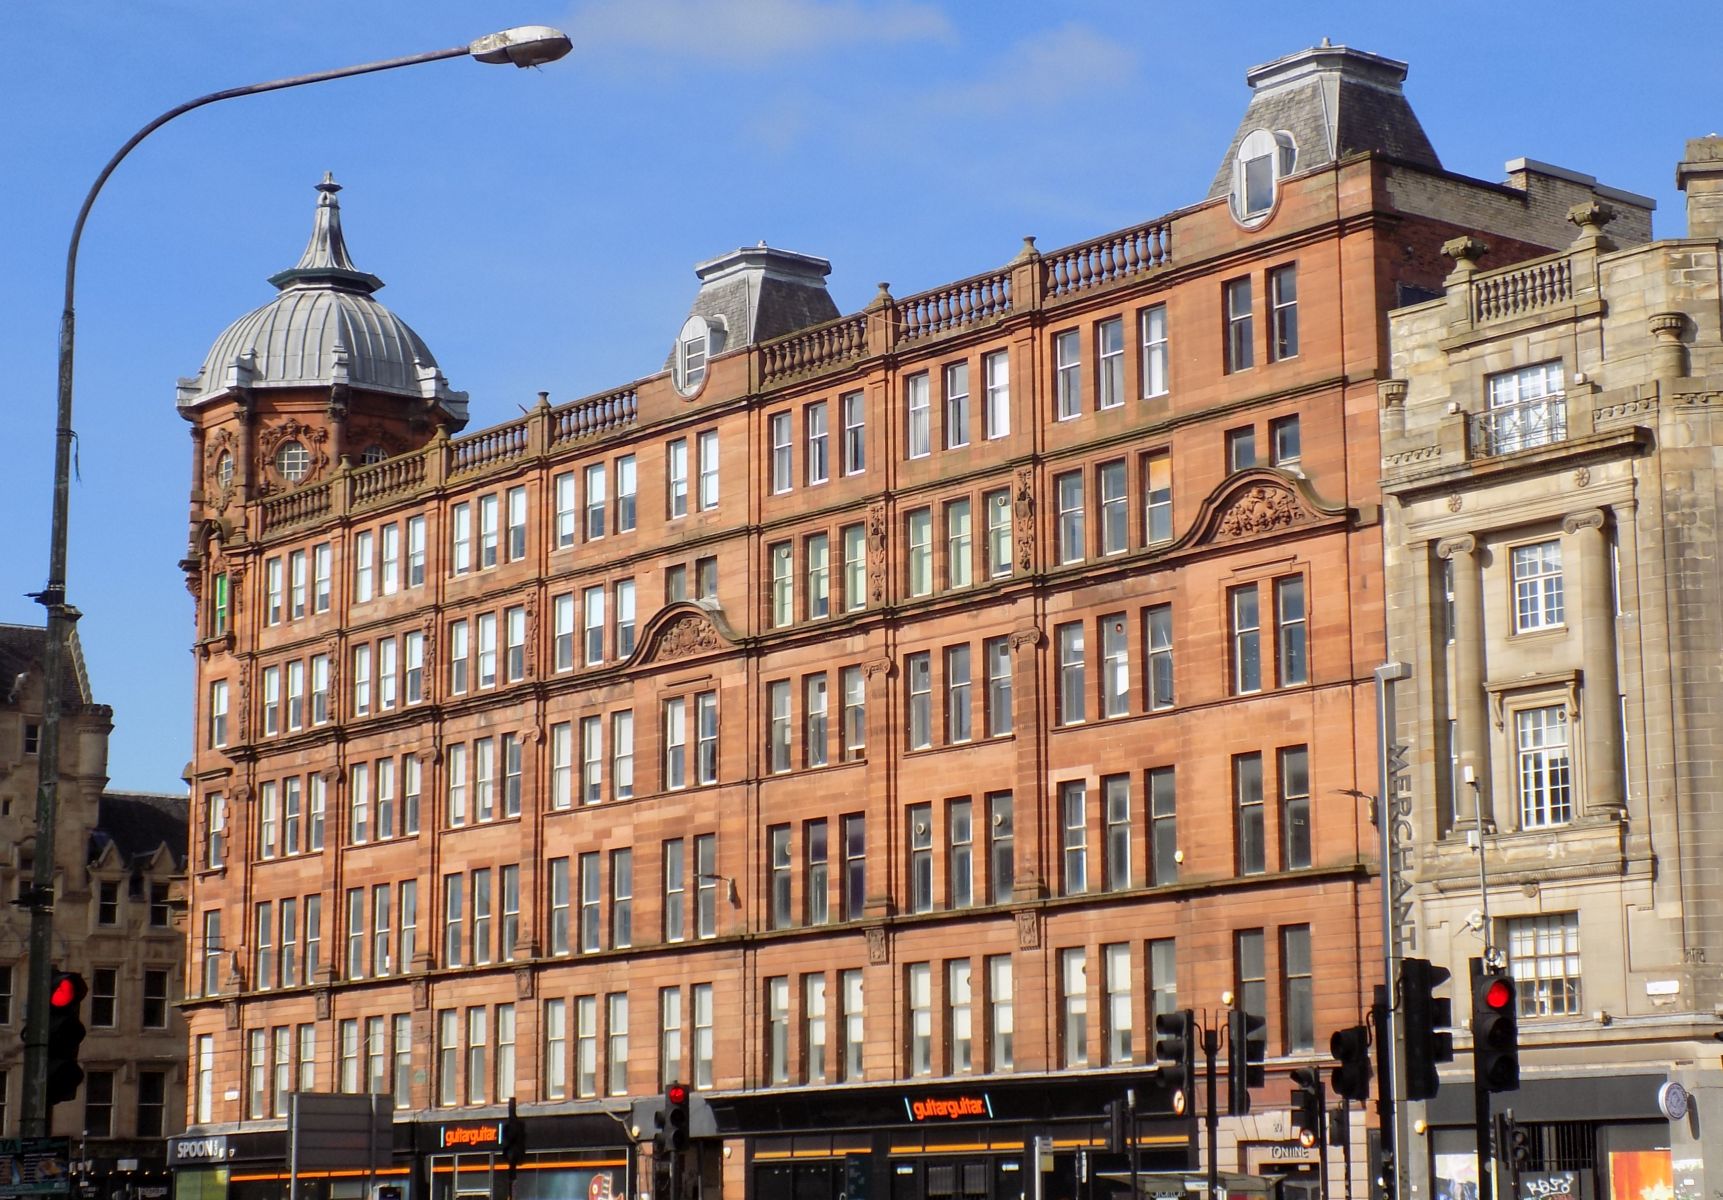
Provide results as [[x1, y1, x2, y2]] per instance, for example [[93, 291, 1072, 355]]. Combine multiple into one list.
[[1401, 957, 1454, 1101], [501, 1098, 525, 1167], [1290, 1067, 1323, 1148], [46, 970, 89, 1107], [1153, 1008, 1196, 1104], [1227, 1008, 1266, 1116], [1472, 968, 1520, 1093], [1330, 1024, 1371, 1102], [1103, 1097, 1128, 1154], [665, 1081, 691, 1152]]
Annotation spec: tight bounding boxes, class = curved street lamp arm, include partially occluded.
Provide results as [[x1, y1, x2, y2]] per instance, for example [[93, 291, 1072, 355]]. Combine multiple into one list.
[[61, 43, 471, 316]]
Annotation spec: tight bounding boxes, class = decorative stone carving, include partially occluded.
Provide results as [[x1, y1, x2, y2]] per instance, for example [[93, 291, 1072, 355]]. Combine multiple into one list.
[[1446, 492, 1464, 513], [412, 977, 430, 1011], [1009, 629, 1042, 655], [1215, 484, 1299, 539], [1378, 379, 1409, 408], [1435, 534, 1476, 560], [1014, 909, 1040, 950], [224, 999, 240, 1030], [315, 987, 332, 1020], [1573, 467, 1591, 488], [236, 660, 254, 745], [1566, 200, 1617, 239], [523, 597, 539, 679], [256, 419, 331, 493], [514, 967, 535, 1000], [862, 658, 892, 681], [1562, 509, 1606, 536], [867, 501, 887, 604], [647, 614, 723, 663], [1013, 466, 1035, 572], [1441, 236, 1488, 272], [866, 925, 889, 964], [204, 428, 239, 514]]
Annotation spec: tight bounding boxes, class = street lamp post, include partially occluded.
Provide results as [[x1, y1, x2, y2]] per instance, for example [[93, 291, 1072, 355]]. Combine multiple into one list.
[[24, 24, 571, 1137]]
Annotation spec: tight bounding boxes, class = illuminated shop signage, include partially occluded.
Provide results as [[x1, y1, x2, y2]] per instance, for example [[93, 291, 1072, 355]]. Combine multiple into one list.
[[903, 1094, 993, 1122], [439, 1123, 504, 1150]]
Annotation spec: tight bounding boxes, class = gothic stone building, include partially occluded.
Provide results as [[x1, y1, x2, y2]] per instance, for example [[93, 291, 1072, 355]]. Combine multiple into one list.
[[172, 44, 1643, 1200], [0, 624, 189, 1192]]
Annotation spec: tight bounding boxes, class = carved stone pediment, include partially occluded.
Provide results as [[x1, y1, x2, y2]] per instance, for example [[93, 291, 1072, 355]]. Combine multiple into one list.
[[637, 602, 739, 666], [1184, 468, 1349, 548]]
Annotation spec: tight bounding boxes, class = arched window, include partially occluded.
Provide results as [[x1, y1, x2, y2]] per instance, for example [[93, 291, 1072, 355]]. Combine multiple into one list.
[[1232, 129, 1298, 225], [216, 451, 234, 490], [361, 444, 388, 466]]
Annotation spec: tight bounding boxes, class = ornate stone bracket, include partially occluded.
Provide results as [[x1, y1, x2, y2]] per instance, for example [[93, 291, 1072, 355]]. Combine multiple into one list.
[[1014, 909, 1040, 950], [862, 658, 893, 681], [1009, 629, 1042, 656], [865, 925, 889, 964], [514, 966, 535, 1000]]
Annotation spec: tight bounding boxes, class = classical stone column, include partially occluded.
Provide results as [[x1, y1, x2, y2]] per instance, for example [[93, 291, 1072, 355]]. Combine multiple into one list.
[[1564, 509, 1624, 815], [1437, 535, 1491, 826]]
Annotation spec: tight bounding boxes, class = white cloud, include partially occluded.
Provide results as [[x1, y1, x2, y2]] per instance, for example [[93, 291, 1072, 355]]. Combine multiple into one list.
[[564, 0, 953, 65]]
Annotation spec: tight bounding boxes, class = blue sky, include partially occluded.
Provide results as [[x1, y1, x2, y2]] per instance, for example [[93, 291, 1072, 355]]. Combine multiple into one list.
[[2, 0, 1715, 793]]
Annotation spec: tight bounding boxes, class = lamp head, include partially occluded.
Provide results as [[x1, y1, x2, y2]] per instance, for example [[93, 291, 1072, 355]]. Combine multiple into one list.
[[470, 26, 573, 68]]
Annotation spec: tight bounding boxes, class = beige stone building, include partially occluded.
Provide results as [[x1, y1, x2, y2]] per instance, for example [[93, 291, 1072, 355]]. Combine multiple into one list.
[[0, 624, 189, 1194], [1383, 139, 1723, 1199]]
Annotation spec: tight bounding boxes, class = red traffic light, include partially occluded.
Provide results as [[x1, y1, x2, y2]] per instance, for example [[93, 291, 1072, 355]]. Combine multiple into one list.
[[666, 1082, 688, 1106], [51, 977, 77, 1007], [1484, 978, 1514, 1011]]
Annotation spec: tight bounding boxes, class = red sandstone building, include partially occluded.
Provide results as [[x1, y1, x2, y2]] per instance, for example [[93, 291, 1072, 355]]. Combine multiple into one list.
[[169, 45, 1645, 1200]]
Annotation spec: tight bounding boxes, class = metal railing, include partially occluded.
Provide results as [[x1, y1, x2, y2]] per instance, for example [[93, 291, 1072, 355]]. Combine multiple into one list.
[[1469, 394, 1567, 456]]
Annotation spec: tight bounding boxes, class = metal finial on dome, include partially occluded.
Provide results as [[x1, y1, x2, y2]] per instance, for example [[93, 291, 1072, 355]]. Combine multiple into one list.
[[267, 173, 385, 295]]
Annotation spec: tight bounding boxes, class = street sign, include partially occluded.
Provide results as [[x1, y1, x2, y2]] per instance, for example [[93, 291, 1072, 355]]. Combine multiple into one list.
[[0, 1138, 71, 1198]]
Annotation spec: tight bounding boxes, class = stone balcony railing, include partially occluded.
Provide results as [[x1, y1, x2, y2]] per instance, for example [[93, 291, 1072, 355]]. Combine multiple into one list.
[[256, 384, 643, 536], [1470, 254, 1574, 323], [756, 214, 1175, 387]]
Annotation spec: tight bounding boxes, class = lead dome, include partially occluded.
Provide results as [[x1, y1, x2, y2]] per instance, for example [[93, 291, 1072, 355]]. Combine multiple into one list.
[[176, 174, 467, 422]]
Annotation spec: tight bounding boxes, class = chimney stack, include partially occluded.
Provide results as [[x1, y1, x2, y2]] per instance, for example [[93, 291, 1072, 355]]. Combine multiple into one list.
[[1676, 136, 1723, 239]]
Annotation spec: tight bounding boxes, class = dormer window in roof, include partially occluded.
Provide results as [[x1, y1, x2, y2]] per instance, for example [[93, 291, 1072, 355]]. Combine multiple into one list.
[[674, 315, 726, 397], [1232, 128, 1298, 226], [360, 444, 388, 466]]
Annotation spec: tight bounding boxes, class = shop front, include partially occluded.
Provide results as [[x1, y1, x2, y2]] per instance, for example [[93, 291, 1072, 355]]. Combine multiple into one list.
[[1423, 1073, 1673, 1200], [707, 1075, 1193, 1200], [170, 1116, 628, 1200]]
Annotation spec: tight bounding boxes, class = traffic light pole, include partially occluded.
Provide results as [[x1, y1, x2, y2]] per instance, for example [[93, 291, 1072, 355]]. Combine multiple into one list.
[[1204, 1025, 1221, 1200], [1470, 959, 1494, 1200]]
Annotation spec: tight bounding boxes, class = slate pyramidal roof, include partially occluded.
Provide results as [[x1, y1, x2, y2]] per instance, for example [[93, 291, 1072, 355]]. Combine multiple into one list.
[[1206, 41, 1440, 201], [0, 623, 91, 708]]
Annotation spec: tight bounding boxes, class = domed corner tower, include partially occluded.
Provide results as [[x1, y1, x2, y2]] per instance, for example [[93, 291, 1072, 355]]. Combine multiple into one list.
[[175, 174, 468, 625]]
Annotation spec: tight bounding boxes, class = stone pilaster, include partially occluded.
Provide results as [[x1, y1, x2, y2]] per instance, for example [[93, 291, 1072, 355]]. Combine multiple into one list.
[[1437, 534, 1490, 826], [1564, 509, 1624, 816]]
